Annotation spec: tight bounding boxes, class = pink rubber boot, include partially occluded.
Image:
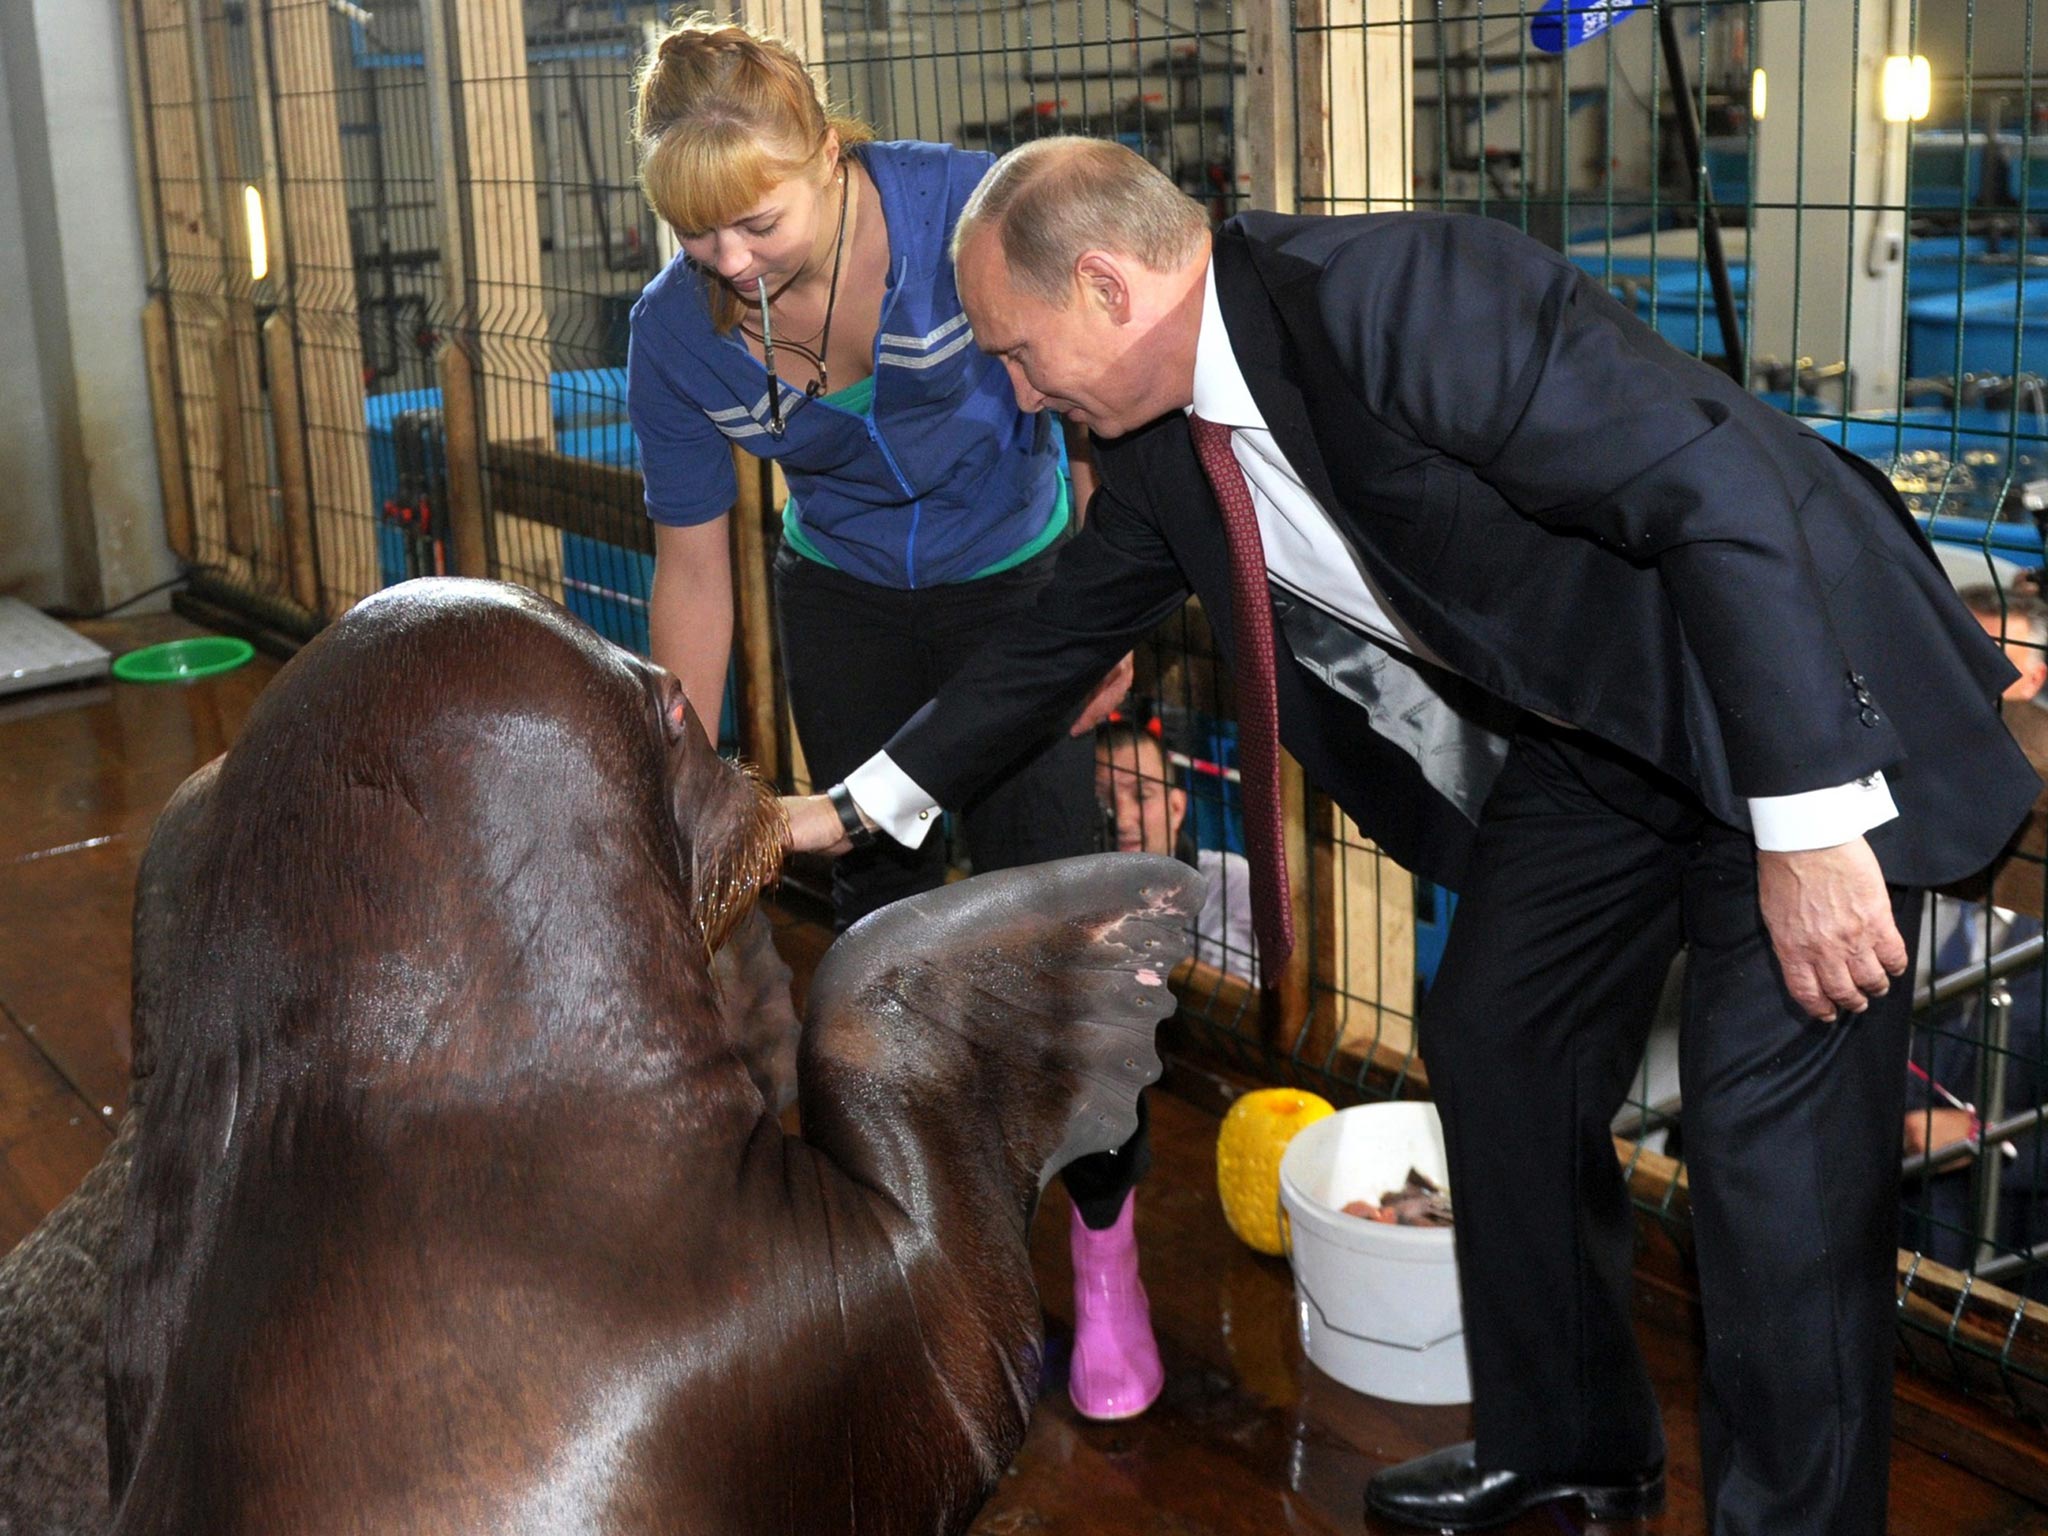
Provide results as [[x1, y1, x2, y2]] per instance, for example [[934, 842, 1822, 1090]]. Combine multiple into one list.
[[1067, 1191, 1165, 1420]]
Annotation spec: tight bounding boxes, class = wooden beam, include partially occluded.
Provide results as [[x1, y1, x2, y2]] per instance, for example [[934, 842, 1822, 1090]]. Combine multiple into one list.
[[1298, 0, 1414, 216], [1316, 806, 1417, 1064], [118, 0, 165, 285], [482, 441, 647, 553], [214, 323, 256, 559], [140, 294, 194, 562], [1294, 0, 1409, 217], [438, 342, 491, 579], [449, 0, 551, 445], [136, 0, 227, 576], [728, 447, 782, 783], [1243, 0, 1298, 214], [261, 312, 321, 614], [737, 0, 827, 92], [266, 0, 379, 614], [1265, 753, 1321, 1060]]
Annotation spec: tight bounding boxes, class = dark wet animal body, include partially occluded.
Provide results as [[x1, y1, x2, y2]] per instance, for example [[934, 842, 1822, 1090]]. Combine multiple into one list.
[[87, 578, 1195, 1535]]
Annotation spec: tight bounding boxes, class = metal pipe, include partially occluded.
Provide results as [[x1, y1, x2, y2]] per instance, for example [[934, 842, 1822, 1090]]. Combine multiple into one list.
[[1656, 4, 1744, 377], [1972, 981, 2016, 1269], [1915, 932, 2044, 1011], [1900, 1096, 2041, 1181], [1973, 1232, 2048, 1286]]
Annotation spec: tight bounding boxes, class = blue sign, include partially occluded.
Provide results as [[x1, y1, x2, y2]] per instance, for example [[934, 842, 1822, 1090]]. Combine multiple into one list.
[[1530, 0, 1653, 54]]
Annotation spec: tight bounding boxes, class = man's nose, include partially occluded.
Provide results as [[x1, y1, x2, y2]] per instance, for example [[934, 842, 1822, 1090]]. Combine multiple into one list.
[[1004, 360, 1044, 412]]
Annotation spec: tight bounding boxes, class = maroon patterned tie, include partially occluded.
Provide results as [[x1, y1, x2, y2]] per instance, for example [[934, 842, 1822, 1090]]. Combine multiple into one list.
[[1187, 413, 1294, 974]]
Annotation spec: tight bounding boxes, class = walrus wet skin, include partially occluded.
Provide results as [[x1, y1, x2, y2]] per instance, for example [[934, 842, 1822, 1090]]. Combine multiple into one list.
[[87, 578, 1197, 1535]]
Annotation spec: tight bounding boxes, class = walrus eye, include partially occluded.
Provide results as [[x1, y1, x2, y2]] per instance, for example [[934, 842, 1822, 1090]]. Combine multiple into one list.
[[661, 678, 690, 743]]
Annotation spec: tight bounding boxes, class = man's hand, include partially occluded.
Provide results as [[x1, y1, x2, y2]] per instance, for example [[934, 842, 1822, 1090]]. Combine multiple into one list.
[[781, 793, 854, 857], [1069, 652, 1135, 737], [1756, 837, 1907, 1021]]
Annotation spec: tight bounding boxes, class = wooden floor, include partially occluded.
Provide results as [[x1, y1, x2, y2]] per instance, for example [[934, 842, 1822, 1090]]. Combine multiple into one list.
[[5, 612, 2047, 1535]]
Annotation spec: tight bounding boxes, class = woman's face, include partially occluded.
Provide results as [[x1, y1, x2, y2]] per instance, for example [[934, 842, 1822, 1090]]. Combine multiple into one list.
[[675, 151, 837, 296]]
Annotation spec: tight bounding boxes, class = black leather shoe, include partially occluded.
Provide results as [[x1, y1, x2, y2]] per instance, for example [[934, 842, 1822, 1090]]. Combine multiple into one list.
[[1365, 1442, 1664, 1531]]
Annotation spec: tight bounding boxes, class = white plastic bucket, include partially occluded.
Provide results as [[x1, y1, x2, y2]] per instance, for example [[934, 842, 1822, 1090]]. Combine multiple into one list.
[[1276, 1101, 1471, 1405]]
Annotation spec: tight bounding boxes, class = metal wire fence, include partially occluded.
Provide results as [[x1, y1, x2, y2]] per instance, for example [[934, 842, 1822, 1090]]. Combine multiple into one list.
[[120, 0, 2048, 1426]]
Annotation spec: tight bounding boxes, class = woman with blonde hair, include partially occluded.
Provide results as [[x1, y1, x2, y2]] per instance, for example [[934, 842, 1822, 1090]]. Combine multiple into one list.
[[627, 15, 1160, 1422]]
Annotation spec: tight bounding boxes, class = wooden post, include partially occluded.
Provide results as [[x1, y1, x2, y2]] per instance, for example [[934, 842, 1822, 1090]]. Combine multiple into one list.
[[728, 446, 783, 784], [136, 0, 227, 574], [1297, 0, 1414, 216], [1244, 0, 1299, 215], [141, 295, 195, 562], [438, 342, 491, 579], [119, 0, 164, 286], [738, 0, 827, 89], [1322, 808, 1417, 1066], [267, 0, 379, 612], [1264, 753, 1324, 1061], [448, 0, 552, 447], [260, 313, 320, 614], [213, 324, 256, 559], [198, 0, 269, 583]]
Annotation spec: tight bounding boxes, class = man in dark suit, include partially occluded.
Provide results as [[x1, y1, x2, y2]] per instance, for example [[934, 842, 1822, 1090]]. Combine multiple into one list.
[[782, 138, 2038, 1534]]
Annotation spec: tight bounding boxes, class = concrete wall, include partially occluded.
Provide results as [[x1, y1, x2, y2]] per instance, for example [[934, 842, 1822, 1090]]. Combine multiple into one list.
[[0, 0, 171, 614]]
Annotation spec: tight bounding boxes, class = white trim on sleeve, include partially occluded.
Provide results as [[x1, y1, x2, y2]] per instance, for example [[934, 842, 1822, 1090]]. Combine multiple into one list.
[[843, 752, 945, 849], [1747, 773, 1899, 852]]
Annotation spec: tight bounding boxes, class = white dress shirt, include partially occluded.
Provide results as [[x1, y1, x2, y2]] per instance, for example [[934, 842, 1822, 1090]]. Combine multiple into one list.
[[847, 256, 1898, 854]]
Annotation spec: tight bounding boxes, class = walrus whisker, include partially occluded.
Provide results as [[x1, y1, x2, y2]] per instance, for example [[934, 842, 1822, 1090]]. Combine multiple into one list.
[[692, 762, 788, 969]]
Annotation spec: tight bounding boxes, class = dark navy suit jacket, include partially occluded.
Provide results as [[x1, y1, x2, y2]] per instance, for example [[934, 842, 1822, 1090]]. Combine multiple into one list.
[[885, 211, 2037, 891]]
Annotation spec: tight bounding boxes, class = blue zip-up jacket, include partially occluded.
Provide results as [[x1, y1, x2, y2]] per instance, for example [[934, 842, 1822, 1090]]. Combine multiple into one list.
[[626, 140, 1063, 589]]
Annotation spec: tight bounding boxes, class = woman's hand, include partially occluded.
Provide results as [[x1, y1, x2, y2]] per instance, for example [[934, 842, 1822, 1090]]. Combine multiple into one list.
[[1068, 652, 1135, 737]]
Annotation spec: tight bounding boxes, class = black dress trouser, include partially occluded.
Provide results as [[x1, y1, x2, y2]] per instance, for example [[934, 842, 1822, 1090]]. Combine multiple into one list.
[[774, 542, 1149, 1227], [1419, 723, 1921, 1536]]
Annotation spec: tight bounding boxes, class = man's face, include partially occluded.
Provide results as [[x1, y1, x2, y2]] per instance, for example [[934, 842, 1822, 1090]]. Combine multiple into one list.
[[1095, 734, 1186, 855], [1976, 609, 2048, 702], [957, 233, 1161, 438]]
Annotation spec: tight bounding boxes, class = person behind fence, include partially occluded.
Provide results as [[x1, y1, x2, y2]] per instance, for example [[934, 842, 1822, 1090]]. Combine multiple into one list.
[[1095, 718, 1258, 982], [778, 136, 2039, 1535], [625, 18, 1157, 1422], [1902, 585, 2048, 1299]]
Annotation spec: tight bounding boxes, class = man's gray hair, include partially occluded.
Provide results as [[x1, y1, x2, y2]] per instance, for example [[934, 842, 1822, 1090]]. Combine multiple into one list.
[[952, 136, 1210, 304]]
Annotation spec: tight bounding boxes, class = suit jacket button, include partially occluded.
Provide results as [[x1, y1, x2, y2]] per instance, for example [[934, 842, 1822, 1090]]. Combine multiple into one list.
[[1850, 671, 1867, 687], [1860, 706, 1881, 727]]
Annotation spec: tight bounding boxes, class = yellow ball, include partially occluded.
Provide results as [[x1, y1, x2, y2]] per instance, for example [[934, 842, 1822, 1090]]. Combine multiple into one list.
[[1215, 1087, 1335, 1256]]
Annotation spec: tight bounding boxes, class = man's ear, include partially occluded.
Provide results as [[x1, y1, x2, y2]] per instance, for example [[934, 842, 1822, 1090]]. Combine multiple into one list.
[[1167, 785, 1188, 840], [1076, 251, 1131, 321]]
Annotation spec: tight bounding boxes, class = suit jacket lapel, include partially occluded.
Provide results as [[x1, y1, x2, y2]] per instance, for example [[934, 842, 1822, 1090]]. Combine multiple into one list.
[[1209, 228, 1346, 516]]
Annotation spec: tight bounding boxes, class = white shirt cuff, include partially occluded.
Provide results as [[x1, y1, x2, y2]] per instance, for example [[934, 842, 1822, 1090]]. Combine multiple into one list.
[[842, 752, 944, 850], [1747, 773, 1899, 852]]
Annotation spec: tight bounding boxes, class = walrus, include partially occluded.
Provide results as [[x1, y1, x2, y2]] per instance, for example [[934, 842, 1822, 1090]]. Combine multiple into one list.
[[0, 1112, 136, 1535], [100, 577, 1198, 1534]]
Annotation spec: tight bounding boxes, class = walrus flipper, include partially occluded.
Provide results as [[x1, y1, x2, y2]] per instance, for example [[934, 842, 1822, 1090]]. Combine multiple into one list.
[[802, 853, 1201, 1199], [0, 1109, 139, 1536]]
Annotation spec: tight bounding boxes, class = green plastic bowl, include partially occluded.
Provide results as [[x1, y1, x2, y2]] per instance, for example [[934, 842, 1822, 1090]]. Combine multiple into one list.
[[111, 636, 256, 684]]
